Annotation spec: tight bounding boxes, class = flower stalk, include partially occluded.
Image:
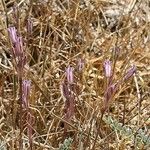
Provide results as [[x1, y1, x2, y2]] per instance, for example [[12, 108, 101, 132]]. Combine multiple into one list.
[[8, 26, 27, 149], [61, 66, 76, 135]]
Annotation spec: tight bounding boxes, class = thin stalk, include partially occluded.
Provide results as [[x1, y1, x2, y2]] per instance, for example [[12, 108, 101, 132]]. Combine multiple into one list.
[[91, 112, 104, 150], [19, 76, 23, 150]]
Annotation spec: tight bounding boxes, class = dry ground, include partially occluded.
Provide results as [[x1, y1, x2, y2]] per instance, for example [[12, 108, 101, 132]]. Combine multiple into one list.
[[0, 0, 150, 149]]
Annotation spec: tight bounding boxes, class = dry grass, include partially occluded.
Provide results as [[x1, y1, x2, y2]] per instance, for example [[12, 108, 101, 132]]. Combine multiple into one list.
[[0, 0, 150, 149]]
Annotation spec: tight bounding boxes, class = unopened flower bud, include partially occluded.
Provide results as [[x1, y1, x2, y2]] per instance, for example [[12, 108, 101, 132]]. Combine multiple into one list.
[[124, 65, 136, 81], [15, 36, 23, 57], [8, 27, 18, 44], [66, 66, 74, 83], [22, 80, 31, 108], [103, 60, 112, 78]]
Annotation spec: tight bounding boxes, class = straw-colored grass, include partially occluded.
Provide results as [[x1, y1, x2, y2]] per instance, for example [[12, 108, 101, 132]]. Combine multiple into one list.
[[0, 0, 149, 149]]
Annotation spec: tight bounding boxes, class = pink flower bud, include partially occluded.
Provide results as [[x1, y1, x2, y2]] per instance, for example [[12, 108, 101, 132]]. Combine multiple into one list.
[[66, 66, 74, 83], [8, 26, 26, 75], [105, 83, 118, 102], [61, 82, 70, 99], [103, 60, 112, 78], [22, 80, 31, 108], [8, 27, 18, 44], [124, 65, 136, 81], [14, 36, 24, 57], [103, 82, 119, 112]]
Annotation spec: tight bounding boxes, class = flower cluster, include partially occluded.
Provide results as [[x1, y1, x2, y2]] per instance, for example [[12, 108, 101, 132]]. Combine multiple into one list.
[[60, 65, 76, 132], [22, 80, 34, 148], [103, 58, 136, 112], [8, 27, 26, 76], [103, 60, 112, 78]]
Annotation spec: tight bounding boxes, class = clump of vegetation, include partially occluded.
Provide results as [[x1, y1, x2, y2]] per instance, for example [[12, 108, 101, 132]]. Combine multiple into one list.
[[0, 0, 149, 149]]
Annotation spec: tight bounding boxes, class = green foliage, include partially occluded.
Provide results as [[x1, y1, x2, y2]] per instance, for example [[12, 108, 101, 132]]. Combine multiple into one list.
[[59, 138, 73, 150], [104, 116, 150, 147]]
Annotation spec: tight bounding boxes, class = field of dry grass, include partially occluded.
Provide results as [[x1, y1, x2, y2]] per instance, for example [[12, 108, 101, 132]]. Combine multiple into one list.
[[0, 0, 150, 149]]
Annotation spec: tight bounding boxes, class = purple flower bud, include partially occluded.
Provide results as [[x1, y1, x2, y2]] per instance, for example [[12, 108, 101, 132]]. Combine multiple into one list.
[[14, 36, 24, 57], [8, 26, 26, 77], [78, 58, 84, 71], [105, 83, 118, 102], [66, 66, 74, 83], [60, 82, 70, 99], [8, 27, 18, 44], [124, 65, 136, 81], [102, 82, 119, 112], [103, 60, 112, 78], [22, 80, 31, 108], [17, 55, 26, 73]]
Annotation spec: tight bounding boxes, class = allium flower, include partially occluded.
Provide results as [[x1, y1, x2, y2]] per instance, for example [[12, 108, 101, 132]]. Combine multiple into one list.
[[124, 65, 136, 81], [103, 60, 112, 78], [8, 27, 18, 44], [14, 36, 26, 74], [66, 66, 74, 83], [22, 80, 31, 108], [8, 27, 26, 75], [14, 36, 23, 57], [61, 66, 77, 132], [60, 81, 75, 128], [104, 83, 118, 103], [60, 82, 70, 100], [102, 82, 119, 112]]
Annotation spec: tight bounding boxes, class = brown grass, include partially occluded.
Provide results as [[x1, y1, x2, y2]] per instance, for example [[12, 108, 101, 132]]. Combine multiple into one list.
[[0, 0, 150, 149]]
